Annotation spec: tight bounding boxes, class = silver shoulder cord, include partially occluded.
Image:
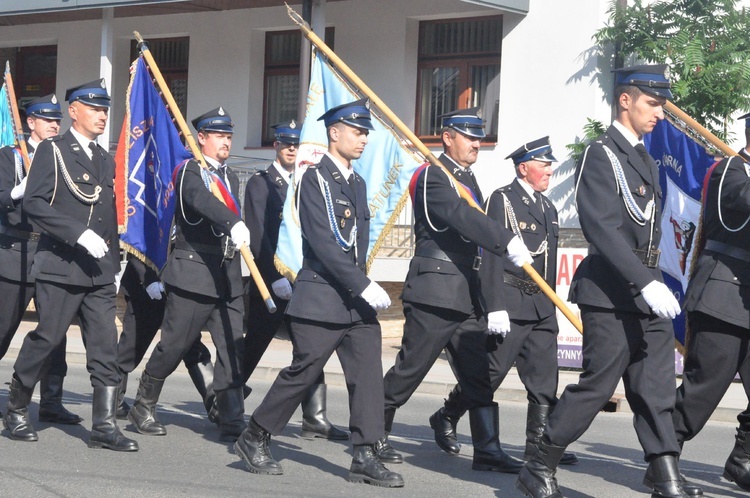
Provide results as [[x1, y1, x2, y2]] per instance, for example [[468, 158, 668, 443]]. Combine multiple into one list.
[[501, 192, 548, 279], [422, 165, 470, 235], [602, 144, 654, 226], [717, 156, 750, 232], [314, 168, 357, 258], [51, 142, 101, 225], [179, 161, 203, 226], [576, 144, 657, 256]]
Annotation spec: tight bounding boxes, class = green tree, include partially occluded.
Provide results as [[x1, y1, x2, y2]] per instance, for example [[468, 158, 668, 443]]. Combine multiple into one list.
[[595, 0, 750, 141]]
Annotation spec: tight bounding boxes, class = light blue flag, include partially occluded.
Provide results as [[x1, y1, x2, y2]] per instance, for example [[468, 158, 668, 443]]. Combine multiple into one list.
[[275, 50, 424, 279], [0, 84, 15, 148]]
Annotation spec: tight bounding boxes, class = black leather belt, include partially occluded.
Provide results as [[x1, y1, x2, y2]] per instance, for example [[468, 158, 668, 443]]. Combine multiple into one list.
[[633, 248, 660, 268], [414, 246, 481, 269], [306, 259, 365, 275], [0, 225, 39, 241], [174, 239, 226, 256], [589, 246, 660, 269], [705, 239, 750, 261], [503, 273, 541, 294]]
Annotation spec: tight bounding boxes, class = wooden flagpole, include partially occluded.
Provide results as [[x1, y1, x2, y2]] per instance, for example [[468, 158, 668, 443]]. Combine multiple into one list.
[[285, 5, 583, 333], [134, 32, 277, 313], [4, 62, 31, 173]]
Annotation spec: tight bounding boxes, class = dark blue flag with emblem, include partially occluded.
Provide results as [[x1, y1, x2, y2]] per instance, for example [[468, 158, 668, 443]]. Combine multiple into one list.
[[645, 118, 715, 348], [115, 56, 193, 271]]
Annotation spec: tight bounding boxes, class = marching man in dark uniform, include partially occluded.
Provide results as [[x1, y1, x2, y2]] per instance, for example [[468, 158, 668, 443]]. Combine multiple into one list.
[[671, 111, 750, 493], [115, 256, 216, 421], [0, 94, 81, 425], [128, 107, 250, 442], [517, 65, 702, 498], [428, 137, 576, 466], [242, 120, 347, 440], [3, 80, 137, 451], [380, 108, 533, 473], [234, 98, 404, 488]]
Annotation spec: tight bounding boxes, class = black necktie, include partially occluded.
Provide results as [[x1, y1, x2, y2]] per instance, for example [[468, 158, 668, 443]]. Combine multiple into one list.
[[89, 142, 101, 177], [634, 143, 658, 184], [533, 191, 547, 228], [466, 168, 483, 204]]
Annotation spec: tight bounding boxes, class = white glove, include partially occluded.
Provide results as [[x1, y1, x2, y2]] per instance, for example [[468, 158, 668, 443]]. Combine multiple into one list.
[[76, 229, 108, 259], [360, 281, 391, 311], [641, 280, 681, 319], [487, 310, 511, 337], [271, 277, 293, 301], [145, 281, 165, 300], [230, 221, 250, 248], [10, 177, 26, 201], [506, 235, 533, 267]]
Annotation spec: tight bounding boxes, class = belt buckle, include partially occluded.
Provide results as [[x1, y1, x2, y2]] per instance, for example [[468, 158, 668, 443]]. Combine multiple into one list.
[[645, 249, 661, 268], [223, 239, 237, 261], [472, 255, 482, 271]]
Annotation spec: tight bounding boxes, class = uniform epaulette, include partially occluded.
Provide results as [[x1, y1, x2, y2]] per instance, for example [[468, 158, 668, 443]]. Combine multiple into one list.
[[308, 164, 319, 171], [47, 136, 64, 142], [254, 170, 265, 176]]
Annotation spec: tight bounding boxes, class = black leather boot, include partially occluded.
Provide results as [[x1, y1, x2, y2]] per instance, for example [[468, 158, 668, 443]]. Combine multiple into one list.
[[88, 386, 139, 451], [216, 387, 245, 442], [374, 407, 403, 464], [116, 373, 130, 420], [300, 384, 348, 440], [469, 404, 524, 473], [38, 374, 83, 425], [429, 407, 461, 455], [724, 428, 750, 491], [209, 384, 251, 426], [127, 371, 167, 436], [348, 444, 405, 487], [525, 404, 578, 465], [186, 358, 216, 418], [3, 376, 38, 441], [234, 417, 283, 475], [643, 454, 691, 497], [429, 386, 465, 455], [516, 438, 566, 498]]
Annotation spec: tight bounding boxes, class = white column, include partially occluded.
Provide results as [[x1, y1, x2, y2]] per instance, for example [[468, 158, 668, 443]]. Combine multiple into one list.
[[98, 7, 114, 151]]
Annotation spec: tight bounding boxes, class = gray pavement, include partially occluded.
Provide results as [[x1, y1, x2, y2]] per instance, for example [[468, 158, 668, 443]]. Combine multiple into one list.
[[1, 319, 748, 497], [5, 318, 747, 424]]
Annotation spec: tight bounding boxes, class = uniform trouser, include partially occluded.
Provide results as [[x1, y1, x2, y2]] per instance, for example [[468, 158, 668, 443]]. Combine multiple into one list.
[[242, 293, 325, 385], [14, 280, 120, 388], [143, 286, 244, 391], [673, 311, 750, 442], [117, 283, 211, 375], [383, 301, 493, 412], [546, 305, 680, 461], [450, 314, 560, 411], [0, 277, 67, 377], [253, 316, 383, 446]]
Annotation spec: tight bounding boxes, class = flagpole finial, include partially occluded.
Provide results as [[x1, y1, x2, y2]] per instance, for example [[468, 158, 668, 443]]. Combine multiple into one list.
[[4, 61, 9, 74], [133, 31, 150, 53], [286, 3, 310, 30]]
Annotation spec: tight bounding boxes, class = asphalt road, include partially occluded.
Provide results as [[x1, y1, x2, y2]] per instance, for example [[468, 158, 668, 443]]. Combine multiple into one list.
[[0, 362, 745, 498]]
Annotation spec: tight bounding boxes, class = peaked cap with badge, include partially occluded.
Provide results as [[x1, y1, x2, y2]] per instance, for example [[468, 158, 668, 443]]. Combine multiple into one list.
[[612, 64, 673, 99], [192, 107, 234, 134], [506, 136, 557, 165], [439, 107, 485, 139], [65, 78, 111, 108], [24, 94, 63, 121], [272, 119, 300, 145], [318, 98, 375, 130]]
